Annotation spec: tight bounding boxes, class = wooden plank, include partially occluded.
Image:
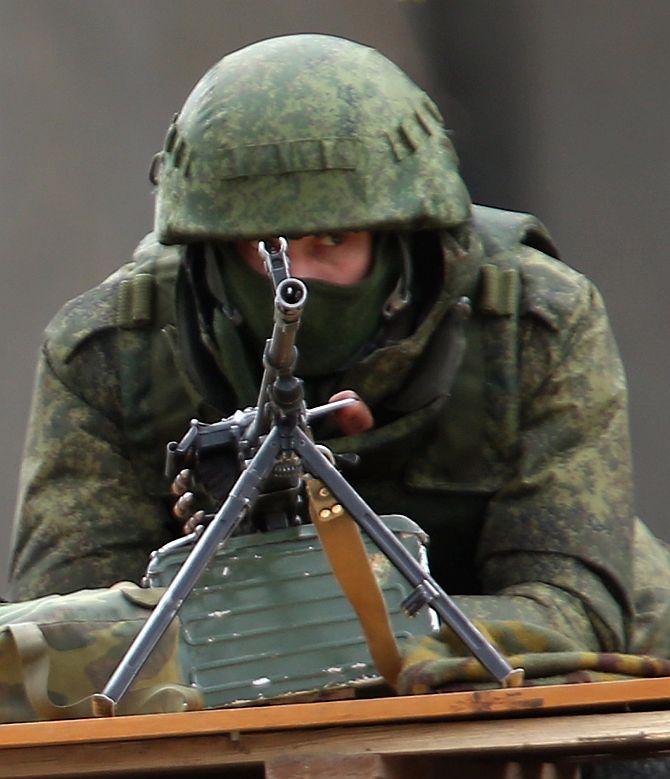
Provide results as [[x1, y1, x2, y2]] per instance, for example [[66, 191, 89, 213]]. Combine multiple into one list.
[[1, 677, 669, 751], [0, 710, 668, 778]]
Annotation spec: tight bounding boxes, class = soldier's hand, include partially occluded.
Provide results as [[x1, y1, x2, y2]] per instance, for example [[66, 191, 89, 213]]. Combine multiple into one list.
[[170, 468, 209, 535], [329, 390, 374, 436]]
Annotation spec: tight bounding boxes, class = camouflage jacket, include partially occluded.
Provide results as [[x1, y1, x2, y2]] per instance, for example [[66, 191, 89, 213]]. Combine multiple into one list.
[[8, 206, 637, 655]]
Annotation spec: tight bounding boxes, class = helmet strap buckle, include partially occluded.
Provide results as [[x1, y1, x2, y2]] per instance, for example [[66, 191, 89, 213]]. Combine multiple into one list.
[[382, 234, 412, 321]]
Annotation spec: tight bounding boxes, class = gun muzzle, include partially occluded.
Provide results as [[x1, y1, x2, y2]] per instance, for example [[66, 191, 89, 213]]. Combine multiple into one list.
[[266, 277, 307, 373], [275, 277, 307, 320]]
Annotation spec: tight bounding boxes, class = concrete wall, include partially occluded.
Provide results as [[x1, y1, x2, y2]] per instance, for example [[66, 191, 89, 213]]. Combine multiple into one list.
[[416, 1, 670, 541], [1, 0, 668, 596]]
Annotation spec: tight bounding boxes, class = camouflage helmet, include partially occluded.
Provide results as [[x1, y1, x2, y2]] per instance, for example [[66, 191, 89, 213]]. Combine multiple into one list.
[[152, 34, 471, 244]]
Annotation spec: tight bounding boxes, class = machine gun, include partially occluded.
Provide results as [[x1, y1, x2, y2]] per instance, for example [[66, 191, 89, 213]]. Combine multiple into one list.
[[93, 238, 523, 716]]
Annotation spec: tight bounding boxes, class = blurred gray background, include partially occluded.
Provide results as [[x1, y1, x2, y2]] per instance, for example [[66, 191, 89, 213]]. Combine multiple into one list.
[[1, 1, 668, 597]]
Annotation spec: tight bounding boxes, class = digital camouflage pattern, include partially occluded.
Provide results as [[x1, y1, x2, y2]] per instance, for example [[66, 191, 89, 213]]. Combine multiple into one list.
[[398, 618, 670, 695], [401, 515, 670, 695], [10, 205, 657, 661], [7, 35, 670, 698], [153, 35, 471, 242]]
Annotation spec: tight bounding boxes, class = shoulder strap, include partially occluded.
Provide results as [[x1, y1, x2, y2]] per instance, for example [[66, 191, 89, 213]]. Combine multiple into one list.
[[305, 477, 402, 689], [471, 208, 534, 463], [116, 234, 183, 330], [114, 238, 196, 498], [472, 204, 559, 318], [45, 235, 182, 367]]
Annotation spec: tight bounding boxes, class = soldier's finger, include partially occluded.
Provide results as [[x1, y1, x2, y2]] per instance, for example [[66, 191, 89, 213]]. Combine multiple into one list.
[[173, 491, 195, 521], [184, 510, 207, 535], [170, 469, 192, 497], [328, 389, 374, 436]]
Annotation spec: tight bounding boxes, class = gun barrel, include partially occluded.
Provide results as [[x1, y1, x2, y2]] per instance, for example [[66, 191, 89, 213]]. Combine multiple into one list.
[[247, 241, 307, 442]]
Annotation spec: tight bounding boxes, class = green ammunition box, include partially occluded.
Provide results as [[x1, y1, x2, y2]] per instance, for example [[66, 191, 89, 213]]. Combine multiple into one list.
[[145, 516, 436, 708]]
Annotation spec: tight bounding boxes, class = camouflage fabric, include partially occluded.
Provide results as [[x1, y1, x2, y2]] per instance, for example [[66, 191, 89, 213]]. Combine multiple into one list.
[[628, 518, 670, 657], [0, 583, 202, 723], [1, 517, 433, 723], [152, 35, 471, 242], [5, 34, 663, 671], [9, 205, 656, 669], [399, 622, 670, 694], [2, 523, 668, 724], [7, 34, 667, 715], [2, 513, 667, 725], [399, 517, 670, 692]]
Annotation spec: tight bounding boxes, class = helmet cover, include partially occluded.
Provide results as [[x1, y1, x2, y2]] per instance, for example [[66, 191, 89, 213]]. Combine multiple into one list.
[[153, 34, 471, 243]]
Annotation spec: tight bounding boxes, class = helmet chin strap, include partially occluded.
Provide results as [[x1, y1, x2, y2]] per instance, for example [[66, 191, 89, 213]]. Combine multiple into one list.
[[382, 233, 412, 321]]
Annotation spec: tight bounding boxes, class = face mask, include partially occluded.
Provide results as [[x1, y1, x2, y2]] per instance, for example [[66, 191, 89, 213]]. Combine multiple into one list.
[[213, 238, 402, 377]]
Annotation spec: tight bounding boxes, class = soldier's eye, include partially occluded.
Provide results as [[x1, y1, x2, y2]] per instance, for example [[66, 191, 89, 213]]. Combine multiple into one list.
[[319, 234, 344, 247]]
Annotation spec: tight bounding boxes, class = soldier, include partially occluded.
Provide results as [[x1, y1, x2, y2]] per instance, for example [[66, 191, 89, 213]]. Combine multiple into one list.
[[7, 34, 669, 667]]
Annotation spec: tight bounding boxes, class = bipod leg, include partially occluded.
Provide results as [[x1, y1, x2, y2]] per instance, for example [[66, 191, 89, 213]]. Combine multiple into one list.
[[93, 427, 283, 716], [295, 428, 523, 689]]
